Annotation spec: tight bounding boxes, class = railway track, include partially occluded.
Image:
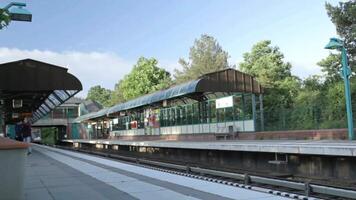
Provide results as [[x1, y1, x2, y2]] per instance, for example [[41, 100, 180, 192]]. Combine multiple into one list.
[[52, 144, 356, 200]]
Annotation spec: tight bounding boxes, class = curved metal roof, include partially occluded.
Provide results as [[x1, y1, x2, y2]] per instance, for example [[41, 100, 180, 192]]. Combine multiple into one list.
[[107, 79, 201, 115], [74, 107, 110, 123], [0, 59, 82, 123]]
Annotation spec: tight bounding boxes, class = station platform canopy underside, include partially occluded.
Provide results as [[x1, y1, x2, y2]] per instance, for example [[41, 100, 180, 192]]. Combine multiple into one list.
[[75, 68, 263, 123], [0, 59, 82, 124]]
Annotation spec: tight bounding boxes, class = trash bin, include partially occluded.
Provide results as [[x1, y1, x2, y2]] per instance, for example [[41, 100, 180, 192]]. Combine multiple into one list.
[[0, 137, 29, 200]]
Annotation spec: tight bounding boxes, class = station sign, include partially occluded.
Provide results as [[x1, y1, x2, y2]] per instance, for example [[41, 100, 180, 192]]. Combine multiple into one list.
[[216, 96, 233, 109]]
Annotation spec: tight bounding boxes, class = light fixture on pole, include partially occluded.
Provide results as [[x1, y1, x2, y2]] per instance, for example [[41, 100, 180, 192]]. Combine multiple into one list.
[[325, 38, 354, 140], [3, 2, 32, 22]]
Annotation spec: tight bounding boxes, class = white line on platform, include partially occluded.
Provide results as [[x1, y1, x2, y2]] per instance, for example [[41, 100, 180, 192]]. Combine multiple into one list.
[[36, 144, 290, 200], [38, 147, 200, 200]]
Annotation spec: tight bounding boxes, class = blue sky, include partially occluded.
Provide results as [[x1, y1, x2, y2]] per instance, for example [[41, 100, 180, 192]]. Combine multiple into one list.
[[0, 0, 340, 96]]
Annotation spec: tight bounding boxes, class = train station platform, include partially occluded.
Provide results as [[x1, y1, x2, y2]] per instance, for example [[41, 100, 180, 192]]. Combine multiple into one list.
[[63, 139, 356, 157], [23, 144, 291, 200]]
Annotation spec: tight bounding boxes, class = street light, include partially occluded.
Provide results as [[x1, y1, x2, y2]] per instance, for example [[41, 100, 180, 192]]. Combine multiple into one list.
[[3, 2, 32, 22], [325, 38, 354, 140]]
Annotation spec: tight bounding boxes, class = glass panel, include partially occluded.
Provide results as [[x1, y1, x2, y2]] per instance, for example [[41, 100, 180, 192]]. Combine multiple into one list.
[[187, 104, 192, 125], [217, 108, 225, 122], [54, 90, 69, 101], [209, 100, 217, 123], [41, 104, 50, 112], [66, 90, 77, 96], [181, 106, 186, 125], [243, 94, 253, 120], [177, 107, 182, 125], [48, 94, 61, 105], [52, 108, 64, 118], [234, 95, 243, 120], [67, 108, 78, 118], [167, 108, 172, 126], [225, 107, 234, 121], [192, 102, 199, 124], [38, 107, 46, 115], [172, 108, 177, 126], [200, 101, 208, 124], [45, 99, 55, 108], [35, 111, 42, 118]]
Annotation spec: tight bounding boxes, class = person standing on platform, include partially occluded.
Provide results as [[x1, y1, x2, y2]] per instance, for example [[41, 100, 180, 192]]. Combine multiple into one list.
[[15, 122, 23, 141], [22, 117, 32, 155]]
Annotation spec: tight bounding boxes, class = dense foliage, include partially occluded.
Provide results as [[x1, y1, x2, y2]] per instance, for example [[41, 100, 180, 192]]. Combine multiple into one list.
[[86, 85, 113, 107], [325, 1, 356, 66], [0, 9, 10, 29], [119, 57, 172, 100], [174, 34, 229, 84]]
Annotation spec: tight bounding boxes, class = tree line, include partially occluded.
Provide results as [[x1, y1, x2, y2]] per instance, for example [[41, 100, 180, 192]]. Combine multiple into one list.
[[86, 1, 355, 131]]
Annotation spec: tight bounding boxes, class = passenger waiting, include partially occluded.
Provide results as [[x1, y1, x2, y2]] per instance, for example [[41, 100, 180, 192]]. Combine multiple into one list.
[[22, 117, 32, 155]]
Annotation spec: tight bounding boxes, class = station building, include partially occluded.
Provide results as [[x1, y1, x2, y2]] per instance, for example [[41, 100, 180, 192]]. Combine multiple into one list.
[[75, 68, 264, 139]]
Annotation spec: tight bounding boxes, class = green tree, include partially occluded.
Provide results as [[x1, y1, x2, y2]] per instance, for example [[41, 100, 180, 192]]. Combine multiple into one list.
[[86, 85, 112, 107], [110, 80, 125, 106], [320, 81, 346, 128], [119, 57, 172, 100], [239, 40, 300, 130], [0, 9, 10, 29], [302, 75, 324, 91], [174, 34, 229, 83], [239, 40, 293, 88], [325, 1, 356, 66], [239, 40, 299, 107], [290, 90, 322, 130], [317, 53, 341, 84]]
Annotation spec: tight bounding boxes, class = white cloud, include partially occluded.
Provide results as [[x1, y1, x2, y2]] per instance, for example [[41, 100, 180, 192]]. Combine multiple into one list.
[[0, 47, 134, 97], [159, 59, 181, 75], [290, 61, 322, 79]]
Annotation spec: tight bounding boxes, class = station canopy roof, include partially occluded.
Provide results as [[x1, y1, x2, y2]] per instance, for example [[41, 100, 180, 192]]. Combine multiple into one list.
[[74, 107, 110, 123], [74, 68, 262, 123], [0, 59, 82, 124]]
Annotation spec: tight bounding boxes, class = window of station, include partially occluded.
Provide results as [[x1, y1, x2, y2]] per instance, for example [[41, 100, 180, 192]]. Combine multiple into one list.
[[217, 107, 225, 122], [186, 104, 193, 125], [243, 94, 253, 120], [66, 108, 78, 118], [192, 102, 199, 124], [181, 106, 187, 125], [52, 108, 64, 118], [209, 100, 217, 123], [233, 95, 243, 120], [200, 101, 208, 124]]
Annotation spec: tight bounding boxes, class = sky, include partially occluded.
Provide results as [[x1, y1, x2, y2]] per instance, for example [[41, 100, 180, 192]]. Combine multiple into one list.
[[0, 0, 340, 97]]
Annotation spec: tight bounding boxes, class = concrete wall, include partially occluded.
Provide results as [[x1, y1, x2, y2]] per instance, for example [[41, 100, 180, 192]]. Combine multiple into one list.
[[109, 128, 350, 141], [73, 142, 356, 187]]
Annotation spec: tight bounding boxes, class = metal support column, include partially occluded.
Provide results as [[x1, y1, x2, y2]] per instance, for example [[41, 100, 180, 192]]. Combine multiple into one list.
[[259, 94, 264, 131], [251, 94, 256, 132]]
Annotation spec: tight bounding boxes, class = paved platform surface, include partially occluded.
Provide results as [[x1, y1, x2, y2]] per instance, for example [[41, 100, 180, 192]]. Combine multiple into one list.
[[22, 144, 290, 200], [64, 139, 356, 157]]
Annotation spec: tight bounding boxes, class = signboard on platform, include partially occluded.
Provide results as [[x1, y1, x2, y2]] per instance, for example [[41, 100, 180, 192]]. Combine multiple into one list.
[[216, 96, 233, 109]]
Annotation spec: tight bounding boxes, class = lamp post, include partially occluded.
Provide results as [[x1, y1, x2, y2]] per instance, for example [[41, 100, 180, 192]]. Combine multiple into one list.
[[325, 38, 354, 140], [1, 2, 31, 28]]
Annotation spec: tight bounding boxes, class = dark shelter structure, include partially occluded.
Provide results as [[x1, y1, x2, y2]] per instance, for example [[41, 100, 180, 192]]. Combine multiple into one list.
[[0, 59, 82, 129]]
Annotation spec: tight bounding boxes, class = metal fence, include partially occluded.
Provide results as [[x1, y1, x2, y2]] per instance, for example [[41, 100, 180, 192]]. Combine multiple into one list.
[[256, 105, 350, 132]]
